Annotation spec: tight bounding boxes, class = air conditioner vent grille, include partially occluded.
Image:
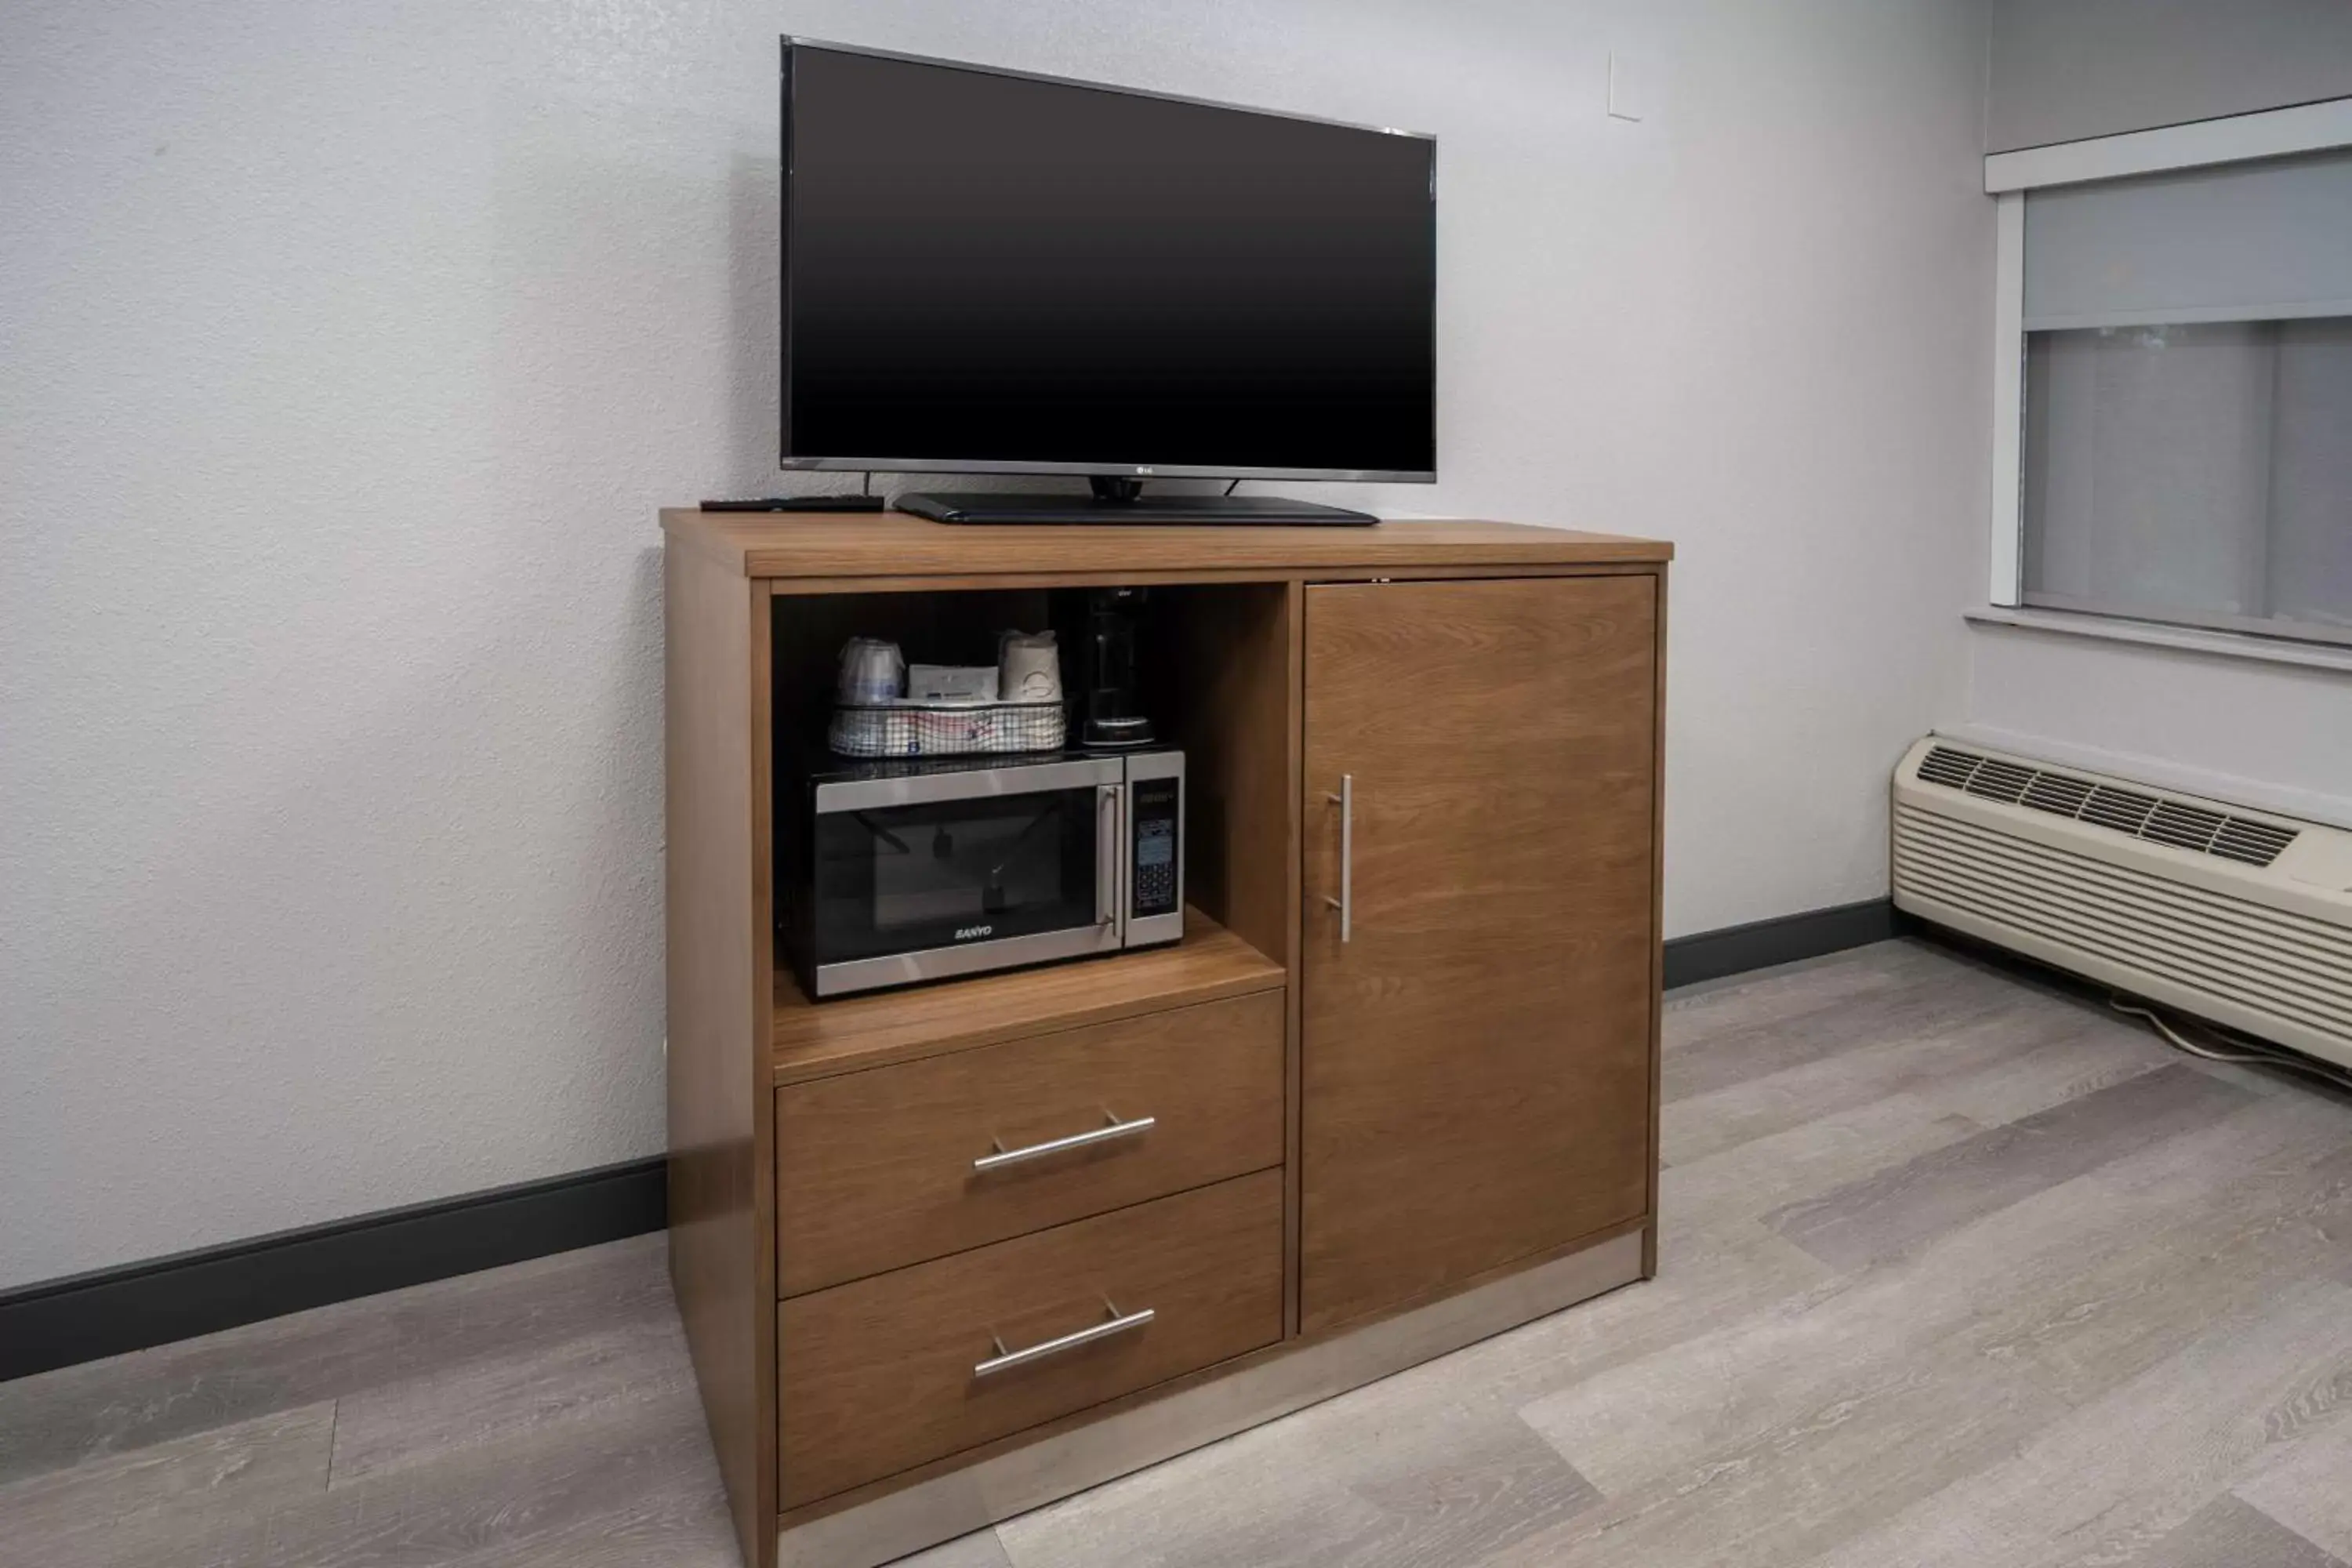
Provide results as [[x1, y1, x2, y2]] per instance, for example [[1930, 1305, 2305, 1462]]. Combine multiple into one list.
[[2143, 801, 2227, 852], [2213, 818, 2300, 867], [1912, 746, 2299, 869], [2020, 772, 2095, 817], [1917, 746, 1982, 789], [1963, 758, 2037, 804], [2080, 786, 2160, 835]]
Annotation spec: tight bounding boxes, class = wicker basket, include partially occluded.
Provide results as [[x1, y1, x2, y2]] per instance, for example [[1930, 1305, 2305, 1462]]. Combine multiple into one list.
[[829, 699, 1066, 758]]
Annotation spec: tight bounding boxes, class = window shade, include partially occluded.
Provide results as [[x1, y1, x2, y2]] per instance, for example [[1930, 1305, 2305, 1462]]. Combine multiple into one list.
[[2022, 318, 2352, 639], [2023, 149, 2352, 329]]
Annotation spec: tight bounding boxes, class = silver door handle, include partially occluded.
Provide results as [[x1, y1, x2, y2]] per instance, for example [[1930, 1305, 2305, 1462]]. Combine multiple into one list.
[[1096, 782, 1124, 931], [1323, 775, 1353, 942], [974, 1301, 1156, 1378], [971, 1112, 1156, 1174]]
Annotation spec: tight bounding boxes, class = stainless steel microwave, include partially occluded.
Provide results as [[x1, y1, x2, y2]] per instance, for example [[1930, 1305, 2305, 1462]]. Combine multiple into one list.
[[779, 750, 1184, 999]]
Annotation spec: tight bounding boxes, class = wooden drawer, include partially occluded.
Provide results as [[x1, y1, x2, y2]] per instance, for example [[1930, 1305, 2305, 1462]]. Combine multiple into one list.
[[779, 1169, 1283, 1508], [776, 989, 1283, 1296]]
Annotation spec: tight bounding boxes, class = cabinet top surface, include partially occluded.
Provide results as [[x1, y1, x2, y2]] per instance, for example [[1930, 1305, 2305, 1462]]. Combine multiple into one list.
[[662, 509, 1672, 582]]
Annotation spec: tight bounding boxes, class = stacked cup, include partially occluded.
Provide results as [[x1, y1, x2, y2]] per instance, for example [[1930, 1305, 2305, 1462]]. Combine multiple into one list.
[[997, 630, 1062, 702], [837, 638, 906, 706]]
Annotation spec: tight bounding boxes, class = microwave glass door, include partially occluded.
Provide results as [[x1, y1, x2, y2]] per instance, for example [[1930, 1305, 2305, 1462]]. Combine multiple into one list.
[[811, 784, 1102, 967]]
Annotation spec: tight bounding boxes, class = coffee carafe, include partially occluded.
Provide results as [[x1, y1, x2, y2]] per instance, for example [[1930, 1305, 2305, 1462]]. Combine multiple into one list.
[[1065, 587, 1155, 748]]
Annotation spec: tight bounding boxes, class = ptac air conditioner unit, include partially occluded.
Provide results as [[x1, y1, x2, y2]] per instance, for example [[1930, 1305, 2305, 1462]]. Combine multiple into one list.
[[1892, 736, 2352, 1073]]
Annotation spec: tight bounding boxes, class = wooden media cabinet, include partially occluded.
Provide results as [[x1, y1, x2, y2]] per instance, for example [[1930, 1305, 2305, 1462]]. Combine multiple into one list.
[[662, 511, 1671, 1566]]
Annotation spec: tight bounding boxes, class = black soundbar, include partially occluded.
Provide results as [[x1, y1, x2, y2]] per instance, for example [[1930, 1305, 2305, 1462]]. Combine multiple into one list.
[[896, 492, 1377, 526]]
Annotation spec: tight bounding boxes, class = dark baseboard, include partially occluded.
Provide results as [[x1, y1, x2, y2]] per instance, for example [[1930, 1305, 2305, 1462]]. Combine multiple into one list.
[[0, 1154, 666, 1384], [2, 898, 1910, 1383], [1663, 896, 1906, 991]]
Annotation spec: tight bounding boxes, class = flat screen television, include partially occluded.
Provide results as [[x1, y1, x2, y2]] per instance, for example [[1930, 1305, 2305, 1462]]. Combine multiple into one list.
[[779, 40, 1436, 524]]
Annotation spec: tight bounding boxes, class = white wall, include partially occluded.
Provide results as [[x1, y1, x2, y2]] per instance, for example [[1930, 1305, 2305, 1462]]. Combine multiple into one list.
[[1987, 0, 2352, 152], [1962, 2, 2352, 827], [0, 0, 1992, 1287]]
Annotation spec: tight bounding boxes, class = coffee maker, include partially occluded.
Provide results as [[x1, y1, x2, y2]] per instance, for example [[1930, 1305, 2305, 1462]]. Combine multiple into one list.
[[1058, 587, 1155, 749]]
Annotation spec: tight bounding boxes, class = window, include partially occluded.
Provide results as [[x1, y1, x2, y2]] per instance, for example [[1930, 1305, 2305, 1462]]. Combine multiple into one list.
[[1998, 143, 2352, 648]]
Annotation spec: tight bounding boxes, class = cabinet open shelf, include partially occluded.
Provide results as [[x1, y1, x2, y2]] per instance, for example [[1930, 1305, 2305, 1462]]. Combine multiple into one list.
[[771, 909, 1283, 1086]]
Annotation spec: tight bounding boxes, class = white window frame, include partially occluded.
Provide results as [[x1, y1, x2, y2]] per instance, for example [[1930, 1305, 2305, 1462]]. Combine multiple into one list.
[[1983, 97, 2352, 619]]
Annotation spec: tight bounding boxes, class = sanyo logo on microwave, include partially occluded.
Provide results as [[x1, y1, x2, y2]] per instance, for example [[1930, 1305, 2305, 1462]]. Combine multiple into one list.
[[955, 924, 994, 942]]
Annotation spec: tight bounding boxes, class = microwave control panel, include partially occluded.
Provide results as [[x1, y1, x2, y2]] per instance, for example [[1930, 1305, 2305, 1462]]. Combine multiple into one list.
[[1130, 775, 1181, 919]]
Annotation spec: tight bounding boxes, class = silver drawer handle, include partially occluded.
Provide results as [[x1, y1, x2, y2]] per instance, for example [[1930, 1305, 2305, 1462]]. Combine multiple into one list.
[[1323, 774, 1353, 943], [974, 1301, 1156, 1378], [972, 1112, 1156, 1174]]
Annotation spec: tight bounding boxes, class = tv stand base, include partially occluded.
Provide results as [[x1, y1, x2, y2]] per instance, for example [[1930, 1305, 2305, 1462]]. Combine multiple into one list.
[[895, 487, 1378, 526]]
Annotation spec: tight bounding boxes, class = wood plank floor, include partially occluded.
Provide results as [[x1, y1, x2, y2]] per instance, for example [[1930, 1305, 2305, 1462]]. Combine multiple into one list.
[[7, 938, 2351, 1567]]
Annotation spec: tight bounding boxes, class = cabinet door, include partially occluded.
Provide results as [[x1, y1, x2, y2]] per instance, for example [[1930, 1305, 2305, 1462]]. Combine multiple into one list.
[[1300, 575, 1657, 1334]]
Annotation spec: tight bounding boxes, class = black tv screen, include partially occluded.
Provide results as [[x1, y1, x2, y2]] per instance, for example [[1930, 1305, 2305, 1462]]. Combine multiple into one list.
[[780, 42, 1436, 480]]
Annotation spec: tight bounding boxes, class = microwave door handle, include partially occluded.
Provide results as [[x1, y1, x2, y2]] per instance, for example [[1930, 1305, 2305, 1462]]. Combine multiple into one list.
[[1097, 782, 1124, 938]]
